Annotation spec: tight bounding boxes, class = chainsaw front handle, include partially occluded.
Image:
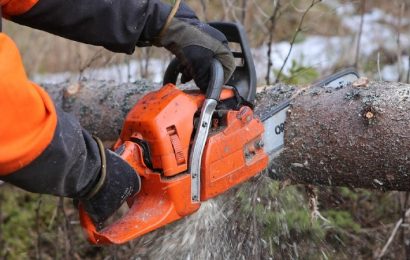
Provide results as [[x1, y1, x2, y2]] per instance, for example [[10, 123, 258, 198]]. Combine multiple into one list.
[[163, 59, 224, 101], [205, 60, 224, 100]]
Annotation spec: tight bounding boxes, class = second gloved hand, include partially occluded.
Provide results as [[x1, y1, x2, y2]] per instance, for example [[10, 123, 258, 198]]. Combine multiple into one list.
[[80, 148, 141, 225], [155, 6, 235, 92]]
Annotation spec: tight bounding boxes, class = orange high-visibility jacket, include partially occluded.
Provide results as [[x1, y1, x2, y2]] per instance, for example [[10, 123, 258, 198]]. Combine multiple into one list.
[[0, 0, 56, 175], [0, 0, 175, 197]]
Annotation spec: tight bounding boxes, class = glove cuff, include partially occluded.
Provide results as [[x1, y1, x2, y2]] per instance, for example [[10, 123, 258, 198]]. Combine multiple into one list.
[[83, 136, 107, 199], [156, 0, 182, 40], [139, 2, 199, 47], [81, 148, 141, 224]]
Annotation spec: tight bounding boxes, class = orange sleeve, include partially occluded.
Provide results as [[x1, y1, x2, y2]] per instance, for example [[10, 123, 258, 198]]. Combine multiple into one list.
[[0, 33, 57, 175], [1, 0, 38, 17]]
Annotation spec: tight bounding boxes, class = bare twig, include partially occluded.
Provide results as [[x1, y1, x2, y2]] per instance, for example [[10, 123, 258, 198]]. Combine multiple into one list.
[[354, 0, 366, 70], [200, 0, 208, 21], [377, 51, 382, 81], [77, 49, 104, 81], [241, 0, 248, 25], [136, 48, 153, 79], [407, 54, 410, 83], [305, 185, 330, 224], [143, 48, 152, 79], [401, 192, 410, 260], [265, 0, 281, 85], [35, 195, 43, 260], [251, 0, 270, 19], [231, 0, 242, 23], [220, 0, 230, 21], [275, 0, 321, 83], [377, 207, 410, 259], [58, 197, 74, 260], [125, 55, 132, 83], [0, 191, 3, 254], [396, 2, 405, 82]]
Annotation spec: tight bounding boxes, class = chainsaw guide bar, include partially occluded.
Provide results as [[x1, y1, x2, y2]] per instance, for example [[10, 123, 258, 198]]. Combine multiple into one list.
[[260, 67, 360, 157]]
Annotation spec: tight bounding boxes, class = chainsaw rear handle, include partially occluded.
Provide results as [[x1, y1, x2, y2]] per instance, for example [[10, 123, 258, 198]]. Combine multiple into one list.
[[163, 58, 224, 101]]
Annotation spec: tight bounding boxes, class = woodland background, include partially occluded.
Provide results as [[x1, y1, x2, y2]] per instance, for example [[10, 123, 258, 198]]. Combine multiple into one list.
[[1, 0, 410, 259]]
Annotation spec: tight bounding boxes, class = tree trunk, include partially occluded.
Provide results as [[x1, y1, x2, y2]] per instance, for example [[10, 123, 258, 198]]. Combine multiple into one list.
[[270, 81, 410, 191], [42, 80, 160, 141], [43, 80, 410, 191]]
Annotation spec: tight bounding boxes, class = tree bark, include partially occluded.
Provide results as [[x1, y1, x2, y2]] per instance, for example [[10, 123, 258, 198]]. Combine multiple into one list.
[[270, 81, 410, 191], [42, 80, 160, 141], [43, 80, 410, 191]]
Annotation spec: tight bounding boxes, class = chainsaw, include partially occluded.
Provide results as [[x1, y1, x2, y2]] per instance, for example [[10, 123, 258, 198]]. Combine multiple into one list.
[[79, 22, 359, 245]]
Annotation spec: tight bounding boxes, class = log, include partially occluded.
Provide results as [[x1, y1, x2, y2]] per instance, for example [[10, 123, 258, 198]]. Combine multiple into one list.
[[269, 81, 410, 191], [42, 80, 410, 191], [42, 80, 160, 141]]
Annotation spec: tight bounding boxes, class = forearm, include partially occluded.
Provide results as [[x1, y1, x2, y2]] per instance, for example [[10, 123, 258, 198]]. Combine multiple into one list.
[[9, 0, 173, 53], [1, 108, 101, 198]]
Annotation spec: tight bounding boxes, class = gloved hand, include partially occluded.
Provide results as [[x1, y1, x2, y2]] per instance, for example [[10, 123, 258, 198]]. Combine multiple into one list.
[[79, 148, 141, 225], [154, 4, 235, 92]]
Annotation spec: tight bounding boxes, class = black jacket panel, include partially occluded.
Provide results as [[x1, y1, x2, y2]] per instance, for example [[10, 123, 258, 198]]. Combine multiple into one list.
[[11, 0, 173, 53]]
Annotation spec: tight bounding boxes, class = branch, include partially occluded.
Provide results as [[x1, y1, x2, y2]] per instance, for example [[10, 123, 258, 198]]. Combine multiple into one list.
[[35, 195, 43, 260], [407, 54, 410, 83], [396, 2, 405, 82], [354, 0, 366, 69], [265, 0, 281, 85], [275, 0, 321, 83], [377, 207, 410, 259], [0, 192, 3, 253]]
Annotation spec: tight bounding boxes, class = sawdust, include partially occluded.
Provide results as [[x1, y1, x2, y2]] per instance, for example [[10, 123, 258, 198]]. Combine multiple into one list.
[[130, 175, 273, 259]]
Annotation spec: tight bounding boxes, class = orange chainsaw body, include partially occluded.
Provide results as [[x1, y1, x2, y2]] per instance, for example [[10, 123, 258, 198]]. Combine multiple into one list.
[[201, 106, 267, 200], [79, 84, 268, 244]]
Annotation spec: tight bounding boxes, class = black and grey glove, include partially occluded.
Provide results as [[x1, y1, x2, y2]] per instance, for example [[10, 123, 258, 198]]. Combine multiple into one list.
[[1, 108, 141, 225], [80, 148, 141, 225], [154, 4, 235, 91]]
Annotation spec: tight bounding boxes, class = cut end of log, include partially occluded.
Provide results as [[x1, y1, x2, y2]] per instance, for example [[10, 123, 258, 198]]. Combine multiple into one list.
[[365, 111, 374, 119], [64, 83, 81, 97], [362, 105, 377, 125], [353, 77, 369, 88]]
